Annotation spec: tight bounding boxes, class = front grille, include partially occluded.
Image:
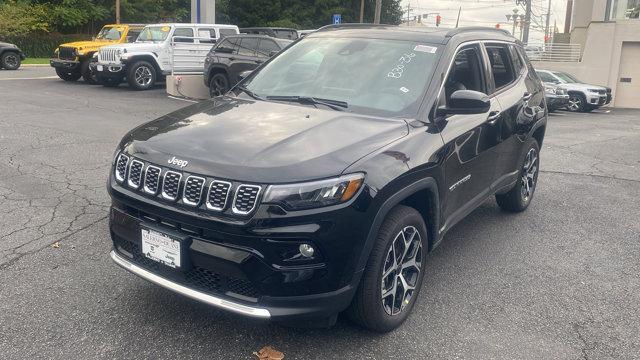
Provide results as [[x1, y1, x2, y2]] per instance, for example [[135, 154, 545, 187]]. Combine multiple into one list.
[[113, 235, 260, 299], [58, 47, 75, 60], [114, 153, 263, 216], [115, 154, 129, 183], [206, 181, 231, 211], [162, 171, 182, 201], [233, 185, 261, 214], [143, 166, 161, 194], [127, 160, 144, 189], [183, 176, 205, 206], [99, 48, 120, 63]]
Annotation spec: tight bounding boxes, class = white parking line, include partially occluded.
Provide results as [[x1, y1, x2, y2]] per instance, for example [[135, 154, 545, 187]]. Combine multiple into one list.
[[0, 76, 59, 81], [167, 95, 199, 103]]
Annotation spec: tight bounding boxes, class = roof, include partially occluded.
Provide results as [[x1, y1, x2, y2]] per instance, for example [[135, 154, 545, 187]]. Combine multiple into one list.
[[221, 34, 292, 42], [312, 24, 516, 44], [240, 27, 298, 31], [145, 23, 239, 28]]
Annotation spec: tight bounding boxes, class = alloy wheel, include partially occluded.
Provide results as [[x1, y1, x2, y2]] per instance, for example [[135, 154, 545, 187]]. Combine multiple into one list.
[[210, 75, 229, 97], [381, 226, 423, 316], [521, 148, 538, 202], [568, 96, 581, 111], [134, 66, 152, 87], [4, 54, 18, 68]]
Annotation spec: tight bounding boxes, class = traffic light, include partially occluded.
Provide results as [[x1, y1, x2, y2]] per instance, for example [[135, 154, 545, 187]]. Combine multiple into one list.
[[436, 15, 441, 27]]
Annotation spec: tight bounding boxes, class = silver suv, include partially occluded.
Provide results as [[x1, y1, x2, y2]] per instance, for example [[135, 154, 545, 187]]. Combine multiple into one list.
[[535, 70, 611, 112]]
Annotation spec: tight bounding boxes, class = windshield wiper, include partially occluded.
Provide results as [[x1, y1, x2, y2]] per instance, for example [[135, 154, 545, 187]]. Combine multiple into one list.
[[266, 95, 348, 111], [235, 86, 264, 101]]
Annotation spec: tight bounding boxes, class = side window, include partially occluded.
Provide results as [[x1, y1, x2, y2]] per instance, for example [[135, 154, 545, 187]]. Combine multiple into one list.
[[237, 37, 258, 56], [485, 45, 516, 90], [216, 38, 239, 55], [444, 45, 486, 103], [219, 28, 238, 38], [125, 29, 141, 42], [256, 39, 279, 57], [197, 28, 216, 44], [509, 45, 524, 75], [173, 28, 194, 43]]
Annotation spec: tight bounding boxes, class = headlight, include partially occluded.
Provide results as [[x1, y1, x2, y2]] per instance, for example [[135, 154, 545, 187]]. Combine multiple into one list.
[[544, 85, 556, 95], [263, 173, 364, 210], [588, 88, 601, 93]]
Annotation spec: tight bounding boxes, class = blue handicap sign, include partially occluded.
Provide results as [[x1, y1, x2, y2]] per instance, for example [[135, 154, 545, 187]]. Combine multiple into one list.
[[333, 14, 342, 24]]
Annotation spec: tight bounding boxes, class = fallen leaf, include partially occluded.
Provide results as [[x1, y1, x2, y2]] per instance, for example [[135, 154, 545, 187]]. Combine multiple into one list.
[[52, 242, 60, 248], [253, 346, 284, 360]]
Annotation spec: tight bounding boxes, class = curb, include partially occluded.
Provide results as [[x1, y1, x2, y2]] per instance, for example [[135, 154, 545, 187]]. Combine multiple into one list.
[[21, 64, 50, 67]]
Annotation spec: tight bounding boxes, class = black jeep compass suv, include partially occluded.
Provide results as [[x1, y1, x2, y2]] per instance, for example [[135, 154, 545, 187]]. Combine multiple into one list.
[[108, 25, 546, 332]]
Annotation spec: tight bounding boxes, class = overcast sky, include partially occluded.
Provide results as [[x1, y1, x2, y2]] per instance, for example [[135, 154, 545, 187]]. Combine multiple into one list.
[[399, 0, 569, 43]]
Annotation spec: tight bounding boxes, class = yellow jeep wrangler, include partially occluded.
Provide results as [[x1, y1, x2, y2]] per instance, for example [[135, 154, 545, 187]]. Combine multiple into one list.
[[50, 24, 145, 84]]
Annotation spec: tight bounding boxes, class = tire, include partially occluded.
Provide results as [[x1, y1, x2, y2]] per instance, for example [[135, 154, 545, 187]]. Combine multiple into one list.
[[209, 72, 230, 98], [495, 139, 540, 212], [1, 51, 21, 70], [567, 93, 586, 112], [127, 61, 156, 90], [55, 68, 82, 82], [80, 58, 98, 85], [347, 205, 428, 332]]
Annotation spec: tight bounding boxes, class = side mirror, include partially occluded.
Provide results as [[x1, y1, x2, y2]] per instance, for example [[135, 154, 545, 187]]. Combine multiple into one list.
[[445, 90, 490, 115], [269, 50, 279, 57], [238, 70, 253, 81]]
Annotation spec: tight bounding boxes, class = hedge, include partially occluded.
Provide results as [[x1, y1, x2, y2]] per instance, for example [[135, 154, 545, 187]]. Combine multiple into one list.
[[0, 33, 92, 58]]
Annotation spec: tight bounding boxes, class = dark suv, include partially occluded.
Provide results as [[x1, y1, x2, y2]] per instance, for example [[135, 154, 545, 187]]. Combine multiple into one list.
[[240, 27, 299, 40], [108, 25, 546, 332], [204, 35, 291, 97]]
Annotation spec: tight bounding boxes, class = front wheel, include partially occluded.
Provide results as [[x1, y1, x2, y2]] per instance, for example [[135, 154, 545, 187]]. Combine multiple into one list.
[[55, 68, 82, 81], [127, 61, 156, 90], [347, 205, 428, 332], [1, 52, 21, 70], [567, 93, 586, 112], [209, 73, 230, 97], [496, 139, 540, 212]]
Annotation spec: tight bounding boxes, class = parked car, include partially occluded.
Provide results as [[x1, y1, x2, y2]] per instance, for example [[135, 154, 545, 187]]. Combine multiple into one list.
[[50, 24, 145, 84], [95, 23, 239, 90], [204, 35, 291, 97], [108, 25, 547, 332], [240, 27, 299, 40], [298, 29, 317, 37], [535, 69, 611, 112], [0, 42, 25, 70], [543, 82, 569, 112], [524, 45, 543, 61]]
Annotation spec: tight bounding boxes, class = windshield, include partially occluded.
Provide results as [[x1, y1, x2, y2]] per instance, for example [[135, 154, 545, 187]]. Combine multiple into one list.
[[96, 27, 122, 41], [243, 37, 440, 117], [554, 71, 580, 83], [273, 29, 298, 40], [137, 26, 171, 42]]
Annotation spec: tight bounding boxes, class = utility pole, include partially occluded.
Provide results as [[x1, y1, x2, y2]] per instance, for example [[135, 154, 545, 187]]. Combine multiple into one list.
[[359, 0, 365, 23], [115, 0, 120, 24], [374, 0, 382, 24], [455, 6, 461, 28], [522, 0, 532, 44], [405, 2, 412, 23], [544, 0, 551, 42]]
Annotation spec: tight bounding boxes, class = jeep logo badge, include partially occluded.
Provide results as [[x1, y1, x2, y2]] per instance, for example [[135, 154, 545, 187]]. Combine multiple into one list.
[[167, 156, 188, 168]]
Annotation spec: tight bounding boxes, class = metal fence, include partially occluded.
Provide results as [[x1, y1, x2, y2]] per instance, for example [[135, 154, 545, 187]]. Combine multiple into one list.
[[524, 43, 582, 62], [171, 36, 217, 75]]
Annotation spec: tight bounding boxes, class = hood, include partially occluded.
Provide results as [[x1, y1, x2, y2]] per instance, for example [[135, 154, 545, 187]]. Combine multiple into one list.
[[121, 97, 409, 183], [0, 42, 16, 48], [560, 82, 607, 92], [107, 42, 160, 52], [59, 40, 116, 50]]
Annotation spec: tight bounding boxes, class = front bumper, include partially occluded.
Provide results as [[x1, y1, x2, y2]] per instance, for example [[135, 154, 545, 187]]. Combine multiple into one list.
[[585, 93, 608, 107], [93, 62, 126, 82], [50, 58, 79, 70]]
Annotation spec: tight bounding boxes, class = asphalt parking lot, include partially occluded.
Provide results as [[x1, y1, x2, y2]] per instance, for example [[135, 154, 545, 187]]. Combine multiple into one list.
[[1, 67, 639, 359]]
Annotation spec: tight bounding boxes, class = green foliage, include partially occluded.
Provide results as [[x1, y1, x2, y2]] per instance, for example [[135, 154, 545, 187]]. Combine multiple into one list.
[[0, 1, 51, 36], [0, 33, 91, 57]]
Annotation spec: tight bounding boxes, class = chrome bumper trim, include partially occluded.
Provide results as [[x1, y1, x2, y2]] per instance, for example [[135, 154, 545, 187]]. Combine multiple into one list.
[[110, 250, 271, 318]]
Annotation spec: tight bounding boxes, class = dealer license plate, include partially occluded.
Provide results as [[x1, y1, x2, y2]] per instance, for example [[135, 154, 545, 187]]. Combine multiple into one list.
[[141, 228, 181, 268]]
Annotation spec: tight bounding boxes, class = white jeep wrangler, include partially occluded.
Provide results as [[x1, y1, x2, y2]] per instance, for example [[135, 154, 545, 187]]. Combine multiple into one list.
[[95, 23, 239, 90]]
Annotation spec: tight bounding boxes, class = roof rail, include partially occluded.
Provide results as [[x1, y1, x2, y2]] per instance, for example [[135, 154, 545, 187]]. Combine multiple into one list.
[[445, 26, 511, 37], [317, 23, 394, 32]]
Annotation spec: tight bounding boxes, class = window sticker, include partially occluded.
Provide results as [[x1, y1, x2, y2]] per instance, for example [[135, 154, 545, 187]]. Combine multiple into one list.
[[400, 87, 410, 93], [161, 26, 170, 32], [414, 45, 437, 54]]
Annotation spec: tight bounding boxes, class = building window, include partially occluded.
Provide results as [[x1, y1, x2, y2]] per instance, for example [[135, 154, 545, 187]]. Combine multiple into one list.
[[610, 0, 640, 19]]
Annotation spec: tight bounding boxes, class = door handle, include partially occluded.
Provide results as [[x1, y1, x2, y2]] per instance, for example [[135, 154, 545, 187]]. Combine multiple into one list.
[[522, 92, 533, 101], [486, 111, 501, 124]]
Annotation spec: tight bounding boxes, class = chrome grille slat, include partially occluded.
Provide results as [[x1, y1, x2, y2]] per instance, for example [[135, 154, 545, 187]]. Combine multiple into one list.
[[183, 176, 205, 206], [232, 185, 261, 215], [115, 154, 129, 183], [58, 47, 75, 60], [127, 160, 144, 188], [206, 180, 232, 211], [162, 171, 182, 201], [143, 165, 161, 194]]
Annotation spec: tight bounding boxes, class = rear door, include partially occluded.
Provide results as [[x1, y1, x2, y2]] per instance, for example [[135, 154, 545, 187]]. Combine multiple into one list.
[[482, 43, 543, 190], [228, 37, 260, 83], [439, 44, 503, 225]]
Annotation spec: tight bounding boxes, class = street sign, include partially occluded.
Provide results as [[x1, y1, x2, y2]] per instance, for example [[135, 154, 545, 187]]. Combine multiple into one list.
[[333, 14, 342, 24]]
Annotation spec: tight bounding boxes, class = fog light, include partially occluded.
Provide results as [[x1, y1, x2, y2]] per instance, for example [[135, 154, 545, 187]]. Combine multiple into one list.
[[299, 244, 315, 258]]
